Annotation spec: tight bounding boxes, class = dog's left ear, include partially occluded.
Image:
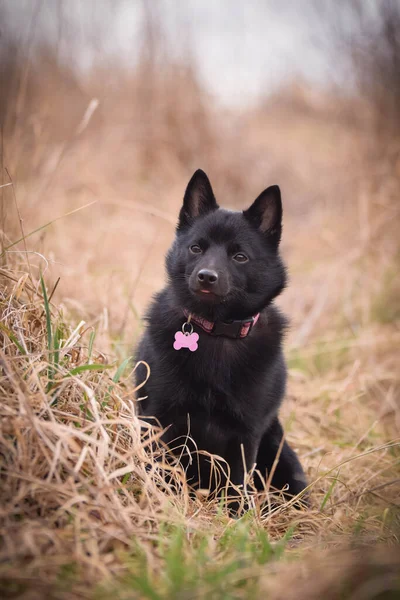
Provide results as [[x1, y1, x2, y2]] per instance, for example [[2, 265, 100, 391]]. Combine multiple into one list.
[[243, 185, 282, 248], [178, 169, 218, 230]]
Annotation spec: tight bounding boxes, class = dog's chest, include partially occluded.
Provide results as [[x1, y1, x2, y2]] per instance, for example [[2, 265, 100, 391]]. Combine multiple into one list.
[[181, 336, 247, 386], [170, 337, 265, 414]]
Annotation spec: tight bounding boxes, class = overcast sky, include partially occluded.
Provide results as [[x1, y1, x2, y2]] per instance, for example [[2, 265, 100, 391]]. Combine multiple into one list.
[[1, 0, 363, 106]]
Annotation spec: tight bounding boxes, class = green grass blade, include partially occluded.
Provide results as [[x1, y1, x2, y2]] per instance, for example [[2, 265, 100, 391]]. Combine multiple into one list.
[[79, 403, 94, 421], [112, 356, 132, 383], [164, 528, 186, 595], [88, 330, 96, 363], [320, 471, 340, 511], [127, 574, 161, 600], [53, 325, 60, 369], [68, 363, 114, 376], [40, 273, 54, 392], [121, 473, 131, 485], [40, 273, 52, 354], [0, 322, 27, 355], [255, 528, 273, 565]]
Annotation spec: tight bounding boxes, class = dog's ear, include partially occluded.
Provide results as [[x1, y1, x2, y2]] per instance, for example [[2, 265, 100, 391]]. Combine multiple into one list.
[[178, 169, 218, 230], [243, 185, 282, 247]]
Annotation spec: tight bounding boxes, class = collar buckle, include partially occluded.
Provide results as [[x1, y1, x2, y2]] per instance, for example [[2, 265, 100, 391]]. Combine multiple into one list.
[[212, 318, 245, 339]]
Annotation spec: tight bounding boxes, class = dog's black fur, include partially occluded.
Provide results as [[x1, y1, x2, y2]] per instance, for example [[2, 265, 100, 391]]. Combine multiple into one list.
[[135, 169, 307, 510]]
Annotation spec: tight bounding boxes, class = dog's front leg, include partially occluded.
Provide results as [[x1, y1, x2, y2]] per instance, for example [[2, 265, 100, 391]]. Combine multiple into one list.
[[255, 418, 308, 507]]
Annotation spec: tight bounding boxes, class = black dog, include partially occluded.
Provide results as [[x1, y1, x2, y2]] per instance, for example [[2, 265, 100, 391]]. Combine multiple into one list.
[[135, 169, 307, 510]]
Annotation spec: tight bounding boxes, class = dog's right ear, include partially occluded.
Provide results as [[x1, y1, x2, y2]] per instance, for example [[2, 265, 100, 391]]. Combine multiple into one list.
[[178, 170, 218, 230]]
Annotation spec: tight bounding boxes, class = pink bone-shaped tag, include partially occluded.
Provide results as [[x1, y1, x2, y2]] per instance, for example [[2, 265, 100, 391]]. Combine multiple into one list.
[[173, 331, 199, 352]]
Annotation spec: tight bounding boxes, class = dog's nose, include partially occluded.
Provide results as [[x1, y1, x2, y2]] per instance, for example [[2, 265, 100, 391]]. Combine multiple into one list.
[[197, 269, 218, 285]]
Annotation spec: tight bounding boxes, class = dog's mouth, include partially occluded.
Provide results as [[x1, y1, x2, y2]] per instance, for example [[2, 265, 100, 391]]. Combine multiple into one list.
[[191, 287, 223, 302], [196, 289, 218, 298]]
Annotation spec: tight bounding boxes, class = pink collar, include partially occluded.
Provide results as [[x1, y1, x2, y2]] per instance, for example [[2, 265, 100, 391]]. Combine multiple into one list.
[[183, 309, 260, 339]]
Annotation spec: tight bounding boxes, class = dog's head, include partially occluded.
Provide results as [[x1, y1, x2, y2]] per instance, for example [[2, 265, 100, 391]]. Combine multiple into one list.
[[166, 169, 287, 320]]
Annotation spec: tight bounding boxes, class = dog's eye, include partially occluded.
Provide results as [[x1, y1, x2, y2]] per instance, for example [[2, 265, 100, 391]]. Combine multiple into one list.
[[190, 244, 202, 254], [233, 253, 248, 263]]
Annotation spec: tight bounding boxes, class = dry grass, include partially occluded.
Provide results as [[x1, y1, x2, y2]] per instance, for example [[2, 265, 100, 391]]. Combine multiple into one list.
[[0, 213, 399, 595], [1, 34, 400, 599]]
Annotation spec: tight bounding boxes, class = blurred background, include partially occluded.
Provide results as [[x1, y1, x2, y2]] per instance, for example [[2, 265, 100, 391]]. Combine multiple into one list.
[[1, 0, 399, 359], [1, 4, 400, 593]]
